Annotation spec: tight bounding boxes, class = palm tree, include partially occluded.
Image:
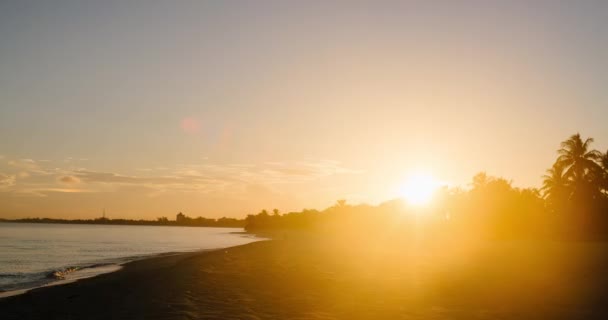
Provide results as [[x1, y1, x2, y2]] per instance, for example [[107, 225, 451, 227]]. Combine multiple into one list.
[[599, 150, 608, 194], [600, 150, 608, 170], [556, 133, 601, 184], [540, 162, 569, 204]]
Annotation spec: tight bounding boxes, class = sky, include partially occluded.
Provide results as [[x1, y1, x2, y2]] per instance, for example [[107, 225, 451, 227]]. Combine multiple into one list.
[[1, 0, 607, 219]]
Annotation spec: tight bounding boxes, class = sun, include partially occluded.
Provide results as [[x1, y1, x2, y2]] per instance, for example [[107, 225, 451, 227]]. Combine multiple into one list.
[[399, 172, 440, 206]]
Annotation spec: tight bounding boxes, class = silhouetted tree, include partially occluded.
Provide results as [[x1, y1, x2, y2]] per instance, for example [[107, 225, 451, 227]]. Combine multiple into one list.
[[557, 133, 601, 186], [244, 133, 608, 239], [471, 172, 491, 189], [541, 162, 570, 211], [541, 134, 608, 237], [599, 150, 608, 194]]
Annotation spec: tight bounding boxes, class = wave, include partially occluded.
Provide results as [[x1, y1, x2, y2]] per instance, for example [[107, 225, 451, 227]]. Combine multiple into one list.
[[1, 249, 218, 295], [0, 262, 123, 297], [46, 266, 80, 280], [0, 252, 179, 297]]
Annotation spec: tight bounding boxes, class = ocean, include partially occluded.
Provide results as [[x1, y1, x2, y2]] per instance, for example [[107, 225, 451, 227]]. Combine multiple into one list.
[[0, 222, 260, 297]]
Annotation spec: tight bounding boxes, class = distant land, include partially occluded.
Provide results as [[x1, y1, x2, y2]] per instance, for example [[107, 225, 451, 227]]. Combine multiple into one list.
[[0, 212, 245, 228]]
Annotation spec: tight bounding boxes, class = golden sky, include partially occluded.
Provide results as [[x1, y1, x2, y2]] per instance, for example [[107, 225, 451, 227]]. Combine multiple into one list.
[[1, 1, 607, 219]]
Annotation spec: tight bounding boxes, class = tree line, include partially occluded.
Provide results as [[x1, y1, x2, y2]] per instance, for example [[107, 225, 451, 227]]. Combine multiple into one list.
[[1, 214, 245, 228], [245, 133, 608, 240]]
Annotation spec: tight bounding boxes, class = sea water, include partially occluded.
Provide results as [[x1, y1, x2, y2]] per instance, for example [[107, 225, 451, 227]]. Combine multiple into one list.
[[0, 222, 260, 296]]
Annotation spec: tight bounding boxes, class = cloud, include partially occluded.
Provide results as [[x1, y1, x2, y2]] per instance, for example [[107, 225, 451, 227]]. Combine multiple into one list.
[[298, 159, 364, 175], [265, 166, 318, 177], [0, 156, 360, 199], [74, 171, 142, 183], [0, 173, 16, 189], [18, 171, 30, 178], [73, 170, 213, 185], [262, 160, 363, 180], [9, 159, 34, 167], [63, 157, 89, 163], [69, 160, 359, 193], [59, 175, 81, 184], [8, 159, 51, 175], [12, 187, 93, 197], [11, 189, 48, 197]]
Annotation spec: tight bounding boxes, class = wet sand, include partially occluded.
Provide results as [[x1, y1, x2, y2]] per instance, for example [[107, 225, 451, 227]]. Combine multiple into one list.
[[2, 236, 608, 319]]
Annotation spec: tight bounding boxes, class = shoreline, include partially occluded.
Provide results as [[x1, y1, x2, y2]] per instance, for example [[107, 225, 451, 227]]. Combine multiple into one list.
[[0, 264, 124, 299], [0, 250, 203, 299], [2, 237, 608, 319], [0, 224, 263, 300], [0, 235, 264, 300], [0, 240, 275, 319]]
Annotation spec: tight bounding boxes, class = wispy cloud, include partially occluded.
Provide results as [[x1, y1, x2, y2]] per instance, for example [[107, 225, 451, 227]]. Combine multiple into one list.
[[0, 156, 360, 198], [64, 157, 89, 163], [0, 173, 16, 189], [8, 159, 52, 175], [58, 175, 81, 184]]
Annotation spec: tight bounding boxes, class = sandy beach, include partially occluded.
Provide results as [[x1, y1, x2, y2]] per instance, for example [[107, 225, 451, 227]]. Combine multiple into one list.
[[2, 235, 608, 319]]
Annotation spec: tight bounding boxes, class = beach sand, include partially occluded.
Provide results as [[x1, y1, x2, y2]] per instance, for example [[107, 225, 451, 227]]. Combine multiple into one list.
[[2, 236, 608, 319]]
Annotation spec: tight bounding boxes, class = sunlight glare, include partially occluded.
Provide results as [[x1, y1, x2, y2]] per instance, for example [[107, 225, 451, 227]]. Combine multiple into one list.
[[400, 173, 440, 206]]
